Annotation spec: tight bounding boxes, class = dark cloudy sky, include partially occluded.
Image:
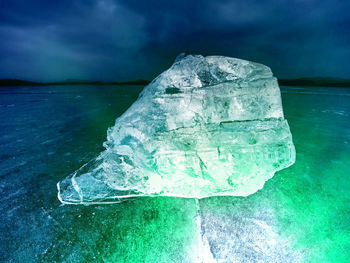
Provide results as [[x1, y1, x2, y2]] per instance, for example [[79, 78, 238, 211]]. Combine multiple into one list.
[[0, 0, 349, 81]]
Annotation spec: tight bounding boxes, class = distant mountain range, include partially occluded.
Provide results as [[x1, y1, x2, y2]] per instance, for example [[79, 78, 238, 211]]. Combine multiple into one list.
[[1, 77, 350, 87], [0, 78, 150, 87], [277, 77, 350, 87]]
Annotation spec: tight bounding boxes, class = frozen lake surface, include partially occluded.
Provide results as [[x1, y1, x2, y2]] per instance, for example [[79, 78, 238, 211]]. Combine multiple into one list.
[[0, 85, 349, 262]]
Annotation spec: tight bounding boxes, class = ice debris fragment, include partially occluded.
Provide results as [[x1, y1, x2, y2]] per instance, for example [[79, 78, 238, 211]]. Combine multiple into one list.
[[57, 54, 295, 204]]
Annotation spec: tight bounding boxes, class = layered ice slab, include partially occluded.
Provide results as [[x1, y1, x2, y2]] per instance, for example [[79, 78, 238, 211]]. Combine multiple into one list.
[[57, 54, 295, 204]]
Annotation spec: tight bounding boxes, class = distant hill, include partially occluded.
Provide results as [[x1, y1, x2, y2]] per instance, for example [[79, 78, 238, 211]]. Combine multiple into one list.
[[278, 77, 350, 87], [0, 79, 44, 86], [1, 77, 350, 87], [0, 78, 151, 87]]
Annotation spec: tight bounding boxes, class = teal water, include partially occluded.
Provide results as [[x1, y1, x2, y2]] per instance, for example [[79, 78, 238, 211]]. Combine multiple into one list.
[[0, 85, 349, 262]]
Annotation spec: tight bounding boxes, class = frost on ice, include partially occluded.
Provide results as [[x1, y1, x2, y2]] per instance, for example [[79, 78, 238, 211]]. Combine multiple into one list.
[[57, 54, 296, 204]]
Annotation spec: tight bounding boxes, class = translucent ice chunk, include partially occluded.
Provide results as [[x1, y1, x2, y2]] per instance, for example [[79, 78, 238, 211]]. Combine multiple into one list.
[[57, 54, 295, 204]]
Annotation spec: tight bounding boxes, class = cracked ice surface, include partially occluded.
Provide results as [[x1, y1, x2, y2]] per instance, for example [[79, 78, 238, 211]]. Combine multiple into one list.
[[195, 198, 304, 263], [57, 54, 295, 204]]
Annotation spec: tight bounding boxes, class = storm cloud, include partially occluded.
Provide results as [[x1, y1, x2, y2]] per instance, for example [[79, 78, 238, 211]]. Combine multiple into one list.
[[0, 0, 349, 81]]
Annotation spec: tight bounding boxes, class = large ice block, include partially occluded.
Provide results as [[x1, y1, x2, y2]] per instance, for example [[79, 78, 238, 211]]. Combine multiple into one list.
[[57, 54, 295, 204]]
